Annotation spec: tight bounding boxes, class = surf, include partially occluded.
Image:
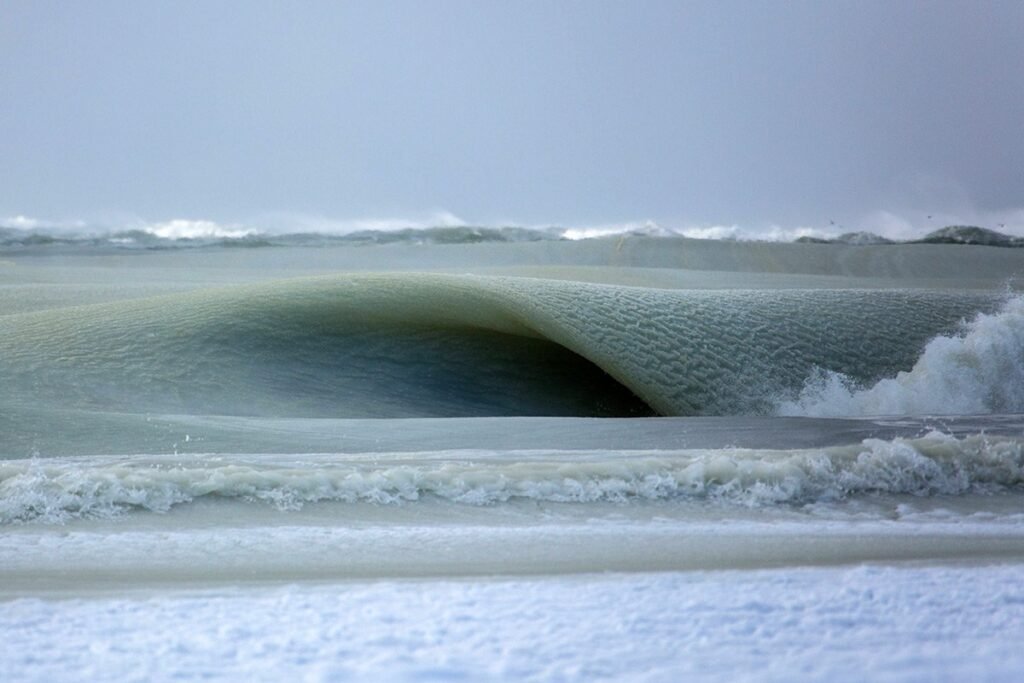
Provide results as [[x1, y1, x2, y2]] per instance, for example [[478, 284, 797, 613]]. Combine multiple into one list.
[[3, 430, 1024, 524], [780, 294, 1024, 416]]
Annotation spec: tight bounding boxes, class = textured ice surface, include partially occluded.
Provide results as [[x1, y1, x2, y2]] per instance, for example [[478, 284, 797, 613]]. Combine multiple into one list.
[[3, 564, 1024, 682]]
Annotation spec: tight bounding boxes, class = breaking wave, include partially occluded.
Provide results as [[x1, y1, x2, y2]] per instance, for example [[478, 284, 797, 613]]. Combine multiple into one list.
[[780, 296, 1024, 417], [3, 432, 1023, 523], [3, 221, 1023, 250]]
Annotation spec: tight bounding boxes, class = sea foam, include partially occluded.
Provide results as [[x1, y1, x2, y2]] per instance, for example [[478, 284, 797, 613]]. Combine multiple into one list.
[[3, 432, 1022, 523], [780, 294, 1024, 417]]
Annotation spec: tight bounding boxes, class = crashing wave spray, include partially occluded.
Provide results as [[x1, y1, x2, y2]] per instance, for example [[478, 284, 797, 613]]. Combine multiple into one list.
[[4, 432, 1024, 523], [779, 294, 1024, 417]]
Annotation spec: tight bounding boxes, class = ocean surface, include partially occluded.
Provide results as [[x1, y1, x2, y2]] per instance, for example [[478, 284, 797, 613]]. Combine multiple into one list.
[[3, 228, 1024, 681]]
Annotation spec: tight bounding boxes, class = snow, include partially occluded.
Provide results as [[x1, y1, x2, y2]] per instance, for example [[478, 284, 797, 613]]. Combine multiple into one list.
[[3, 563, 1024, 682]]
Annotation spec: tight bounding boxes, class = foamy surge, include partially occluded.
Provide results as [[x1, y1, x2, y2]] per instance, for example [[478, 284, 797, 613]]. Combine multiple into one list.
[[780, 295, 1024, 417], [3, 433, 1022, 523]]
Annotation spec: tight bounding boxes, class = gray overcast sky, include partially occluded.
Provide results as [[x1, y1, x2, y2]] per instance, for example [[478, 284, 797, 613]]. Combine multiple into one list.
[[2, 0, 1022, 232]]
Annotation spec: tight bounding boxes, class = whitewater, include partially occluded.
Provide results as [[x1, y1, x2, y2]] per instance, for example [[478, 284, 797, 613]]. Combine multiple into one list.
[[3, 229, 1024, 681]]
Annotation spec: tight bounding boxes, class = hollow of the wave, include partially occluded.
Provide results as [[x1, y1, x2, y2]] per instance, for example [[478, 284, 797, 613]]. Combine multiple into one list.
[[248, 327, 658, 418], [5, 323, 656, 419]]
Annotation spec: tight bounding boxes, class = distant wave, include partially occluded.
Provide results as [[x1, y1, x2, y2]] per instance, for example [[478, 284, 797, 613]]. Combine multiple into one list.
[[3, 221, 1023, 250], [797, 226, 1024, 248], [0, 224, 565, 249], [3, 432, 1022, 523]]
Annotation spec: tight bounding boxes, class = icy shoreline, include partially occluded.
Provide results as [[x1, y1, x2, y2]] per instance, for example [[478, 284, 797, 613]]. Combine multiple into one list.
[[4, 564, 1024, 682]]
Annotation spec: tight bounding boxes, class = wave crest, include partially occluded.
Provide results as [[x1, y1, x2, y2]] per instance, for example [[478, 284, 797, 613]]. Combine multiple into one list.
[[0, 276, 997, 424], [3, 433, 1022, 523]]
